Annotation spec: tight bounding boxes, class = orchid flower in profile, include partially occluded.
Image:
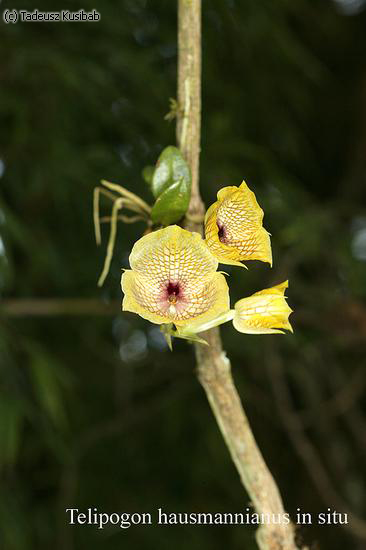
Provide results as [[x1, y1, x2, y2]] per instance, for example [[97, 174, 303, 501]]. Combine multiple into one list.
[[232, 280, 293, 334], [204, 181, 272, 268], [177, 280, 293, 338], [121, 225, 230, 329]]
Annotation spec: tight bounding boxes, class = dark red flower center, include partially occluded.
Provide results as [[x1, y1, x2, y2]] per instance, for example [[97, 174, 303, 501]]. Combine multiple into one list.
[[217, 222, 226, 243], [167, 282, 180, 304]]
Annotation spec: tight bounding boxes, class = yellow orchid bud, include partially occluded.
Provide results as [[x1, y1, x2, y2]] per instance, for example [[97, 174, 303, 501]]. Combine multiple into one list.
[[121, 225, 230, 326], [233, 281, 293, 334], [205, 181, 272, 268]]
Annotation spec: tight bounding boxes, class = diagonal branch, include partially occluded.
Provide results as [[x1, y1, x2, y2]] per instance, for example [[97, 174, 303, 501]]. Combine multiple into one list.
[[177, 2, 300, 549]]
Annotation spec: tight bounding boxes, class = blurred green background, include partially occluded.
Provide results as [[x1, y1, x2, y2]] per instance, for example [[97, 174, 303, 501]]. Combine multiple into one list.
[[1, 0, 366, 548]]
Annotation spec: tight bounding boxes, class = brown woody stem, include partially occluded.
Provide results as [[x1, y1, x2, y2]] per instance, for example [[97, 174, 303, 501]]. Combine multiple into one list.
[[177, 2, 300, 548]]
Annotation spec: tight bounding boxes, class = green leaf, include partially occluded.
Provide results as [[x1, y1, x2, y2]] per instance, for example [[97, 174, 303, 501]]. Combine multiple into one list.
[[151, 178, 190, 225], [149, 146, 191, 224], [142, 165, 154, 186], [151, 146, 191, 199]]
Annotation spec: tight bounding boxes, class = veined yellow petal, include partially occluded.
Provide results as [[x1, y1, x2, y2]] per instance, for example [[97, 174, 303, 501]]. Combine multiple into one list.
[[205, 203, 247, 267], [130, 224, 218, 277], [233, 280, 293, 335], [178, 272, 230, 326], [122, 270, 172, 325], [205, 181, 272, 267], [122, 270, 229, 327], [217, 186, 241, 202], [121, 226, 230, 327], [252, 280, 289, 296]]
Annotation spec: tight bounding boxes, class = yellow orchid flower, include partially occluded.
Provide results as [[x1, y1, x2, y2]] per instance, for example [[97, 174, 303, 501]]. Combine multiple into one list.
[[121, 225, 230, 327], [204, 181, 272, 268], [233, 280, 293, 334]]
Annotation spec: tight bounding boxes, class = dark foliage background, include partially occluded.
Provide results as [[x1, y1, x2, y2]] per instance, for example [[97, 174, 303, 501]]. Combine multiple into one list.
[[1, 0, 366, 549]]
